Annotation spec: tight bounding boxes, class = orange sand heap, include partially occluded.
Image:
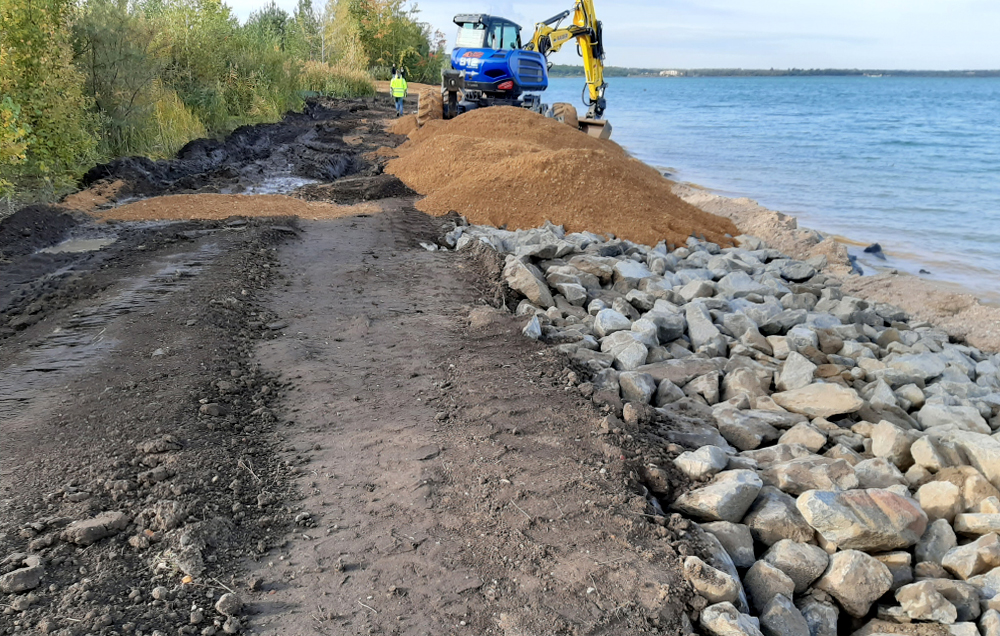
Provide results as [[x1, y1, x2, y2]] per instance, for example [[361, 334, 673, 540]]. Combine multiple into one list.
[[96, 194, 379, 222], [385, 107, 738, 247]]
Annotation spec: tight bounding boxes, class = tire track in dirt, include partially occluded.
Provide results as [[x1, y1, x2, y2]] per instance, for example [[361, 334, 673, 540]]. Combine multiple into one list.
[[248, 205, 691, 635]]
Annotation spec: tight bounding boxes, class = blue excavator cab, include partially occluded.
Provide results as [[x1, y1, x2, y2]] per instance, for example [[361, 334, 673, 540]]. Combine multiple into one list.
[[443, 14, 549, 117]]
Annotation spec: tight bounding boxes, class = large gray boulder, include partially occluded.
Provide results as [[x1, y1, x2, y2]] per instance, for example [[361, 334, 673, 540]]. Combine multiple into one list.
[[618, 371, 657, 404], [503, 258, 554, 308], [700, 602, 765, 636], [594, 308, 632, 337], [701, 521, 757, 569], [796, 488, 928, 552], [761, 540, 829, 594], [760, 594, 809, 636], [772, 383, 864, 418], [916, 518, 958, 565], [762, 457, 859, 496], [942, 431, 1000, 490], [672, 470, 764, 523], [813, 550, 893, 618], [743, 486, 815, 546], [684, 555, 740, 604]]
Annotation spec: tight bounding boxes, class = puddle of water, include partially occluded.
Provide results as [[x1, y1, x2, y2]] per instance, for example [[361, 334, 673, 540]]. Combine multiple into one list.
[[0, 243, 220, 421], [39, 237, 117, 254], [230, 175, 319, 195]]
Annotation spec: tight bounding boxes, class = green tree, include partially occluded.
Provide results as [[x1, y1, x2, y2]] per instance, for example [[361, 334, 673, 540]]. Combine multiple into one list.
[[0, 0, 98, 192], [74, 0, 165, 156]]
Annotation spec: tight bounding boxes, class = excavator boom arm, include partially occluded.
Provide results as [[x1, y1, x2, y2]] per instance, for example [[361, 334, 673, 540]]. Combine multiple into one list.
[[525, 0, 607, 119]]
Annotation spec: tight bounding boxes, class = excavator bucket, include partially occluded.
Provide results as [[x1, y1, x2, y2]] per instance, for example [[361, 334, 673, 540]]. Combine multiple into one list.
[[579, 119, 612, 140]]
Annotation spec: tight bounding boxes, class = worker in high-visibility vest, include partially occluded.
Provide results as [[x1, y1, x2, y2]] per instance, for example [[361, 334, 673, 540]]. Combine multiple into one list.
[[390, 70, 408, 117]]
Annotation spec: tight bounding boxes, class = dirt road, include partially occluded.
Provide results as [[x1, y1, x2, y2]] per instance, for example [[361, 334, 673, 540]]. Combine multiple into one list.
[[0, 97, 692, 636]]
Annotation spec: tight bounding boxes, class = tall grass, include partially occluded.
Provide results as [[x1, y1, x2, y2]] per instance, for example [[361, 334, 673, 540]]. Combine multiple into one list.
[[300, 60, 376, 97]]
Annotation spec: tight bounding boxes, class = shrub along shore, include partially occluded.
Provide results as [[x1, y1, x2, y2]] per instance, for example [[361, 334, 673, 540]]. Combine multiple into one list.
[[0, 0, 445, 205]]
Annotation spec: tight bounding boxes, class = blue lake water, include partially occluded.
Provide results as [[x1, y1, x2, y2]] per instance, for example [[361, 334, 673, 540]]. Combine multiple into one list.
[[545, 76, 1000, 302]]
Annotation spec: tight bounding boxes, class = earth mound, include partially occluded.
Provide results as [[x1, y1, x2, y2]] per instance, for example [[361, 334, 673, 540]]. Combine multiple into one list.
[[386, 107, 739, 247]]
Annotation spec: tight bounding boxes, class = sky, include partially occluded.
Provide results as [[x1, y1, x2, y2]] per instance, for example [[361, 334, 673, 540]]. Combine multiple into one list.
[[227, 0, 1000, 70]]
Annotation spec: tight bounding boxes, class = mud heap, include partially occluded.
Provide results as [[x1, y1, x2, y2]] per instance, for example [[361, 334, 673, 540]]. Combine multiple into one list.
[[385, 107, 739, 248]]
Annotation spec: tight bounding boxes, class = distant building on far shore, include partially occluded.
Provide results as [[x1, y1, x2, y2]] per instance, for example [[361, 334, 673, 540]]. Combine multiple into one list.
[[659, 70, 683, 77]]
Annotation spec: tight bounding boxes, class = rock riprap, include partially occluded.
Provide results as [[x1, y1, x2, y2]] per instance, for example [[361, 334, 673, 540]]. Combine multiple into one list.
[[448, 219, 1000, 636]]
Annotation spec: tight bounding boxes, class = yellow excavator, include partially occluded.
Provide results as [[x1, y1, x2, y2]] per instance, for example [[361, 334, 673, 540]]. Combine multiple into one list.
[[427, 0, 611, 139], [524, 0, 610, 138]]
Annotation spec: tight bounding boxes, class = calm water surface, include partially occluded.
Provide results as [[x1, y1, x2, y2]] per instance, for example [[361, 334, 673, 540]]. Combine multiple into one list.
[[545, 76, 1000, 301]]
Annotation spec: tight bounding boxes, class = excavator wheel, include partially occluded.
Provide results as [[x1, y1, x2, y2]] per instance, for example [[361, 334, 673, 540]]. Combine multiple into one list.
[[416, 89, 444, 128], [551, 103, 579, 129]]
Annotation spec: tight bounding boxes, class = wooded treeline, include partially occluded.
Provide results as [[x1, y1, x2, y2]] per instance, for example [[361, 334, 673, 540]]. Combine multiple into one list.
[[0, 0, 445, 201]]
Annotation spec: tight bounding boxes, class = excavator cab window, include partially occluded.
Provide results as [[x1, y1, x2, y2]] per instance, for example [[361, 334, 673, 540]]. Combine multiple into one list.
[[500, 24, 521, 49], [455, 22, 487, 48]]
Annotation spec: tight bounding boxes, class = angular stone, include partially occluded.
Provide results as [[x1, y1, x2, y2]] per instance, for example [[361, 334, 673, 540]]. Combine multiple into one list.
[[911, 436, 962, 472], [594, 309, 632, 337], [955, 514, 1000, 535], [889, 353, 947, 382], [982, 610, 1000, 636], [871, 421, 917, 470], [0, 565, 43, 594], [723, 367, 768, 403], [61, 511, 130, 546], [942, 534, 1000, 580], [796, 489, 928, 552], [613, 259, 654, 288], [920, 403, 991, 434], [686, 372, 721, 405], [618, 372, 657, 404], [814, 550, 893, 618], [684, 555, 740, 604], [762, 540, 829, 594], [941, 432, 1000, 491], [797, 597, 838, 636], [896, 580, 959, 624], [687, 302, 724, 351], [744, 560, 796, 614], [553, 282, 588, 306], [760, 594, 809, 636], [776, 353, 818, 392], [655, 379, 686, 407], [743, 444, 814, 469], [778, 423, 827, 453], [762, 457, 859, 496], [916, 481, 964, 523], [913, 579, 982, 622], [744, 486, 815, 546], [503, 258, 554, 308], [613, 341, 648, 371], [875, 551, 914, 591], [853, 458, 908, 490], [672, 470, 764, 522], [772, 384, 864, 419], [701, 521, 756, 569], [916, 518, 959, 565], [675, 446, 730, 481], [716, 409, 782, 452], [700, 602, 765, 636], [679, 278, 716, 302]]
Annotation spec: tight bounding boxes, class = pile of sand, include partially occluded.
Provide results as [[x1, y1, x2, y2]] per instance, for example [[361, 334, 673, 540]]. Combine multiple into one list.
[[385, 107, 738, 247], [60, 180, 126, 212], [389, 114, 419, 136], [96, 194, 379, 222]]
